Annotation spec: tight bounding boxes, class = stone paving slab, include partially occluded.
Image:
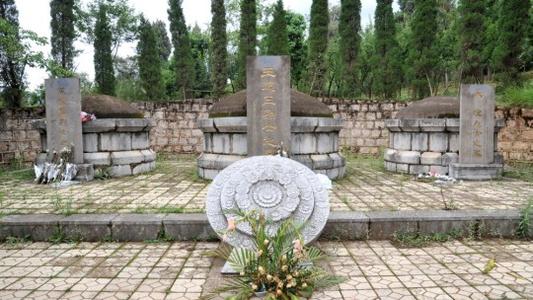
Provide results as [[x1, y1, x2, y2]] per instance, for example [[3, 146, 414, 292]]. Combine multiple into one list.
[[0, 156, 531, 215], [0, 239, 531, 299]]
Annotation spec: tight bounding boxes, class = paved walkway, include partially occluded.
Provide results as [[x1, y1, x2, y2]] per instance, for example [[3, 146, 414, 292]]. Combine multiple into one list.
[[0, 239, 531, 299], [1, 156, 531, 215]]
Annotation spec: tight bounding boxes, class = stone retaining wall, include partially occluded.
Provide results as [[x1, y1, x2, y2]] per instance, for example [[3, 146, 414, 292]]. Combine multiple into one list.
[[1, 100, 532, 167]]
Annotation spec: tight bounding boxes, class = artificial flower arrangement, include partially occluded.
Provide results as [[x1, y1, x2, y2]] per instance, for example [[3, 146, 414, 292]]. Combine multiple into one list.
[[202, 210, 344, 300]]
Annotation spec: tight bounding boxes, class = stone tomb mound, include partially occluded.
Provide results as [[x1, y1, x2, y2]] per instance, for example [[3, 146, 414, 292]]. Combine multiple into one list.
[[34, 94, 155, 179], [384, 96, 503, 175], [197, 89, 346, 180]]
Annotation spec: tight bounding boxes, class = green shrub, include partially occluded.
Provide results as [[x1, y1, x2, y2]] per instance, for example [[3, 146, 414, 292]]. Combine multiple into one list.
[[498, 82, 533, 108]]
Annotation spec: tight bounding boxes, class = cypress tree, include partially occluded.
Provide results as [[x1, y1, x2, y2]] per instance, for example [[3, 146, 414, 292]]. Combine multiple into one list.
[[457, 0, 486, 83], [266, 0, 289, 55], [373, 0, 401, 99], [50, 0, 76, 73], [408, 0, 438, 98], [168, 0, 194, 99], [210, 0, 228, 98], [235, 0, 256, 89], [338, 0, 361, 98], [153, 20, 172, 62], [307, 0, 329, 96], [137, 17, 164, 100], [0, 0, 24, 107], [286, 11, 307, 87], [492, 0, 530, 86], [93, 4, 115, 95], [190, 24, 212, 97]]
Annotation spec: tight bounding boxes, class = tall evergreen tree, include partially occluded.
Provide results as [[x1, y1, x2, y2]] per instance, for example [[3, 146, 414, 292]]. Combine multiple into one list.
[[0, 0, 24, 107], [286, 11, 307, 88], [307, 0, 329, 96], [137, 17, 164, 100], [457, 0, 486, 83], [210, 0, 228, 98], [153, 20, 172, 62], [492, 0, 530, 86], [93, 4, 115, 95], [50, 0, 76, 74], [190, 24, 212, 97], [168, 0, 194, 99], [235, 0, 256, 89], [373, 0, 401, 98], [338, 0, 361, 98], [408, 0, 438, 98], [266, 0, 289, 55]]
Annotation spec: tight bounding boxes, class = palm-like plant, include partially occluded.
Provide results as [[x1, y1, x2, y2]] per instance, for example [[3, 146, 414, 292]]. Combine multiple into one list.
[[203, 210, 344, 300]]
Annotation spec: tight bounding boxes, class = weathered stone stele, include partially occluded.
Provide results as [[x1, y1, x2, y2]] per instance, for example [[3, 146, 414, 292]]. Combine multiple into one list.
[[458, 84, 495, 164], [45, 78, 83, 164], [206, 156, 330, 249], [246, 56, 291, 156]]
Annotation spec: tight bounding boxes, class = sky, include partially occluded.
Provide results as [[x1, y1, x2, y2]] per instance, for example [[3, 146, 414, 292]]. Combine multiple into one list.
[[16, 0, 396, 90]]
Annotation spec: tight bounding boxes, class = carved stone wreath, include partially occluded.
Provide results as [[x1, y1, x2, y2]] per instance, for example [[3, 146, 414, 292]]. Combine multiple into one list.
[[206, 156, 330, 249]]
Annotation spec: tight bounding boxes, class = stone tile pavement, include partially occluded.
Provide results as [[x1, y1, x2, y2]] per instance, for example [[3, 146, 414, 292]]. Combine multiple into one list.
[[0, 239, 531, 299], [0, 156, 531, 215]]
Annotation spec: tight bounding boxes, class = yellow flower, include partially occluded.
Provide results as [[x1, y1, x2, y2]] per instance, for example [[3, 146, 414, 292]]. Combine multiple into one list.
[[302, 282, 308, 288], [251, 283, 258, 290], [266, 274, 273, 281], [239, 271, 245, 276], [286, 275, 292, 280], [258, 266, 265, 274], [281, 265, 288, 272], [257, 249, 263, 256], [263, 239, 269, 246], [276, 289, 283, 296]]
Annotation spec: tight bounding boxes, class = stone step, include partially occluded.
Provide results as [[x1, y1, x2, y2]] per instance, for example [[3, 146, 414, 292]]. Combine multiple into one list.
[[0, 209, 526, 242]]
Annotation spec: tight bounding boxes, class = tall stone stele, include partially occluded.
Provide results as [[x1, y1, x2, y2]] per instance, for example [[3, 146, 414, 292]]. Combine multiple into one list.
[[449, 84, 503, 180]]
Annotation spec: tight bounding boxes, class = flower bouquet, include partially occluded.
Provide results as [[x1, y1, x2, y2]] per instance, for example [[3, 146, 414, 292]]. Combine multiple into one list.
[[202, 210, 344, 300]]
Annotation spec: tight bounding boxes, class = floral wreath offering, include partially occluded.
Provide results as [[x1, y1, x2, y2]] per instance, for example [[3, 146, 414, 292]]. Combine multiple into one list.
[[202, 210, 344, 300]]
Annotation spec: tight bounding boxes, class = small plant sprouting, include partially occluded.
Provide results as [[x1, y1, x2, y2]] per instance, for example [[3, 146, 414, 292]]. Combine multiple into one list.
[[440, 186, 457, 210], [4, 235, 31, 247], [393, 229, 463, 248], [145, 227, 173, 243], [517, 198, 533, 239]]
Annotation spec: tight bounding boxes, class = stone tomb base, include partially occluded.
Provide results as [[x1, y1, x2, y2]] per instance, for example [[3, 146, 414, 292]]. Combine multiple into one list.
[[449, 163, 504, 180]]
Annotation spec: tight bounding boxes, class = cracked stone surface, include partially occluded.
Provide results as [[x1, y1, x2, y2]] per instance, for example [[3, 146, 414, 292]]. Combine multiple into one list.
[[0, 156, 531, 214], [0, 239, 531, 299]]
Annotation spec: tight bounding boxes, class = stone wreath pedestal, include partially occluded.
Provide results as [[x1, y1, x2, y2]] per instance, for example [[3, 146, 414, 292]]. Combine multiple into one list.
[[34, 118, 156, 180], [197, 117, 346, 180], [384, 118, 504, 175]]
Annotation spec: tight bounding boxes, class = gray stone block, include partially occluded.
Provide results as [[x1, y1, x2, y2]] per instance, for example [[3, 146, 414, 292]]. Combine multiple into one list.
[[420, 152, 442, 165], [231, 134, 247, 155], [326, 167, 345, 179], [141, 149, 156, 162], [200, 168, 219, 180], [494, 152, 504, 164], [111, 214, 164, 241], [212, 134, 230, 153], [109, 164, 132, 177], [384, 119, 401, 132], [317, 133, 335, 153], [75, 164, 94, 181], [197, 119, 216, 132], [315, 118, 343, 132], [163, 214, 218, 241], [384, 161, 397, 172], [449, 163, 503, 180], [396, 163, 409, 173], [411, 133, 428, 151], [329, 153, 345, 168], [393, 133, 411, 150], [419, 119, 446, 132], [292, 154, 313, 168], [84, 152, 110, 166], [203, 133, 212, 152], [446, 119, 460, 132], [409, 164, 429, 175], [60, 214, 116, 242], [395, 150, 420, 164], [321, 212, 369, 240], [291, 117, 318, 132], [384, 148, 396, 161], [399, 119, 420, 132], [429, 165, 449, 175], [83, 133, 98, 153], [367, 211, 418, 239], [442, 153, 459, 165], [429, 133, 448, 152], [0, 214, 63, 242], [311, 154, 334, 169], [115, 119, 150, 132], [100, 133, 132, 151], [213, 117, 247, 133], [132, 161, 156, 175], [82, 119, 116, 133], [449, 133, 459, 152], [292, 133, 316, 154], [474, 210, 520, 238], [111, 150, 144, 165], [131, 132, 150, 150]]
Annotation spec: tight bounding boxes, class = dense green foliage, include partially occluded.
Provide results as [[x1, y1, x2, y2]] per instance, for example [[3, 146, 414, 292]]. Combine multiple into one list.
[[190, 25, 212, 97], [285, 11, 307, 88], [373, 0, 401, 99], [153, 20, 172, 62], [457, 0, 486, 83], [338, 0, 361, 97], [407, 0, 438, 98], [50, 0, 76, 74], [266, 0, 289, 55], [235, 0, 256, 89], [492, 0, 530, 87], [137, 17, 164, 100], [93, 4, 115, 95], [307, 0, 329, 96], [168, 0, 193, 99], [210, 0, 228, 99], [0, 0, 24, 107]]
